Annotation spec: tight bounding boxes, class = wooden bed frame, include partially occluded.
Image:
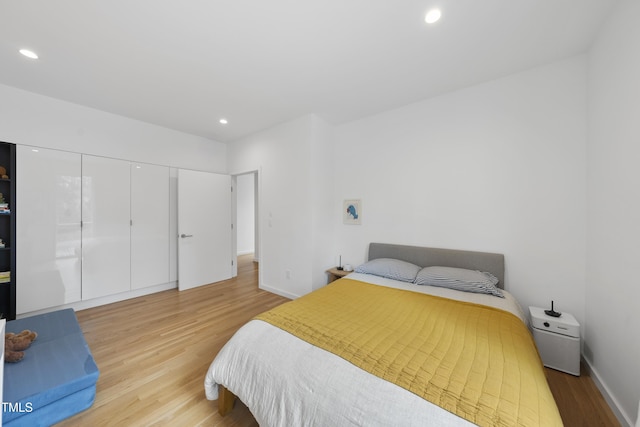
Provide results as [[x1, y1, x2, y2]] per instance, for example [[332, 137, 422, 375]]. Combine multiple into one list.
[[218, 385, 237, 416], [217, 242, 505, 416]]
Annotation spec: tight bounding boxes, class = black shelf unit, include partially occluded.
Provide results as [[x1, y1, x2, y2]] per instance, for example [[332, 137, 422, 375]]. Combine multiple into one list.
[[0, 141, 16, 320]]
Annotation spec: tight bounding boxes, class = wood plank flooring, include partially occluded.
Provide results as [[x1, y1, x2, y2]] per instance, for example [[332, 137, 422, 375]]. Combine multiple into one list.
[[58, 255, 284, 427], [58, 254, 620, 426], [545, 364, 621, 426]]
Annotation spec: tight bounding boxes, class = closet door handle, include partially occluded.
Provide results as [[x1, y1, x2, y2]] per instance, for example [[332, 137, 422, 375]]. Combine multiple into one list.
[[180, 234, 193, 238]]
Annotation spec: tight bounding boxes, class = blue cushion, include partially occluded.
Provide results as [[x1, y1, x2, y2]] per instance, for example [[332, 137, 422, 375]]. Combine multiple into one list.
[[3, 309, 99, 426]]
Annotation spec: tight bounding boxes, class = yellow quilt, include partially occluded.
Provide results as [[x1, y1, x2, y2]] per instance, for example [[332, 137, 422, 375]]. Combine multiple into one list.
[[256, 278, 563, 426]]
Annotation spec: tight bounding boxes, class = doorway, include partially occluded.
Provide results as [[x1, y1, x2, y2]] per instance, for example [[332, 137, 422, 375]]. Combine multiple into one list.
[[232, 171, 259, 278]]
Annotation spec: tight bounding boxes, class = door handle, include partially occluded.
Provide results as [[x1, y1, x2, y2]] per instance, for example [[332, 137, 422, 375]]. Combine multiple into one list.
[[180, 234, 193, 238]]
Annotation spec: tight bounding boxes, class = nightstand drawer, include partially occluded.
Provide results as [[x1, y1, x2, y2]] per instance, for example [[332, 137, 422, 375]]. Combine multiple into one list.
[[532, 327, 580, 376]]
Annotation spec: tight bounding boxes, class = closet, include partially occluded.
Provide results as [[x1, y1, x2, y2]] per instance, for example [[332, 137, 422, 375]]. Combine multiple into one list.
[[16, 146, 81, 314], [130, 162, 170, 290], [17, 146, 170, 314], [81, 155, 131, 299]]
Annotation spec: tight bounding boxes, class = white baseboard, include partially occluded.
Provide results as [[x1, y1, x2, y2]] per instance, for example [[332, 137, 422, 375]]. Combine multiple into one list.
[[16, 282, 178, 318], [259, 283, 298, 300], [583, 356, 634, 427]]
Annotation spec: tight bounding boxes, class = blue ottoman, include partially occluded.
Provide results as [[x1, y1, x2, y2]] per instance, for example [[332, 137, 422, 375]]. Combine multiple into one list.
[[3, 309, 99, 426]]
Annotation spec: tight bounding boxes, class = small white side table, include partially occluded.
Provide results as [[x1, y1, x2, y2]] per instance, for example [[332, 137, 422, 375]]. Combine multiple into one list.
[[529, 306, 580, 376]]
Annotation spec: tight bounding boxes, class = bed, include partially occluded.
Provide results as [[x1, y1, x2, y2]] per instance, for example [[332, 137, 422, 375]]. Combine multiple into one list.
[[204, 243, 562, 426]]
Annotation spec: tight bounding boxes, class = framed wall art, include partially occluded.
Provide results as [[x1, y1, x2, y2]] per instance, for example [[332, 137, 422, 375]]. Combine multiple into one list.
[[343, 199, 361, 225]]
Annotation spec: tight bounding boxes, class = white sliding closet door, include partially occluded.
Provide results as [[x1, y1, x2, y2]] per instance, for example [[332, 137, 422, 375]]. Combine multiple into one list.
[[16, 146, 82, 314], [178, 169, 232, 291], [82, 155, 131, 300], [131, 163, 170, 290]]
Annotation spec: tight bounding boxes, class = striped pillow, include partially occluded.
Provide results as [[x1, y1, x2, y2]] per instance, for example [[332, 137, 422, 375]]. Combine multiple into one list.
[[355, 258, 421, 283], [414, 266, 504, 298]]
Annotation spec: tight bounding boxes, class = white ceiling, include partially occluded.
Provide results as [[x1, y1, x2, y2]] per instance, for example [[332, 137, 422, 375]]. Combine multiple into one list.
[[0, 1, 618, 143]]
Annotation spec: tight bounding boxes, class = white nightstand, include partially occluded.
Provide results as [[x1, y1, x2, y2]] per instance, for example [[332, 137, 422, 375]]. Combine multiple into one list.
[[529, 306, 580, 376]]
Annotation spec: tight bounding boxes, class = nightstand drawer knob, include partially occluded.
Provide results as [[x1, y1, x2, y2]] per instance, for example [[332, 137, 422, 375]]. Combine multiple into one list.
[[544, 322, 550, 327]]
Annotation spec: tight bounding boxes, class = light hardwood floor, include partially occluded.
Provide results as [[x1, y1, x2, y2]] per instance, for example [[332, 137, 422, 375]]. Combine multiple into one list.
[[59, 254, 620, 426], [545, 363, 621, 426], [58, 255, 284, 427]]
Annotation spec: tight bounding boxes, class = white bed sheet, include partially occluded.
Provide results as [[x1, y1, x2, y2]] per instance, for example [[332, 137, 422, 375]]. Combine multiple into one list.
[[345, 272, 528, 324], [204, 273, 527, 427]]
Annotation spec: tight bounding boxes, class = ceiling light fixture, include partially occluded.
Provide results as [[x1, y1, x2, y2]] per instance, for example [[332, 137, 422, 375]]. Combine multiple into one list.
[[425, 9, 442, 24], [219, 118, 228, 125], [19, 49, 39, 59]]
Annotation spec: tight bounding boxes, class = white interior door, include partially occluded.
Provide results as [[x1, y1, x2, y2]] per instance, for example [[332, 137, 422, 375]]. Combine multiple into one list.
[[178, 169, 232, 291]]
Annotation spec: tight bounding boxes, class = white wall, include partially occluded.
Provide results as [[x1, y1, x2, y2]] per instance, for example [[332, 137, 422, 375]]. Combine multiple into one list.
[[333, 56, 588, 325], [227, 114, 335, 298], [587, 0, 640, 424], [309, 117, 337, 291], [236, 172, 256, 255], [0, 84, 227, 172]]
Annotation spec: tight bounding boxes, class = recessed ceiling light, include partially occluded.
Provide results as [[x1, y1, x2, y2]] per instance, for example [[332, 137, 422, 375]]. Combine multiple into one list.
[[425, 9, 442, 24], [19, 49, 39, 59], [219, 118, 228, 125]]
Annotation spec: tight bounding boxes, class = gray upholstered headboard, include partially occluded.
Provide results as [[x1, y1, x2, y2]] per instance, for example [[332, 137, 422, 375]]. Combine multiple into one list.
[[367, 243, 505, 289]]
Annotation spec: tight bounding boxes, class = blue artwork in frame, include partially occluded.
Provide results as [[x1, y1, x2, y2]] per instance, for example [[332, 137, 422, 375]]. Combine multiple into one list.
[[343, 199, 361, 225]]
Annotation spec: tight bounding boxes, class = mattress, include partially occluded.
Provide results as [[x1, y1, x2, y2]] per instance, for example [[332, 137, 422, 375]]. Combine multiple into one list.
[[205, 273, 557, 426], [3, 309, 99, 426]]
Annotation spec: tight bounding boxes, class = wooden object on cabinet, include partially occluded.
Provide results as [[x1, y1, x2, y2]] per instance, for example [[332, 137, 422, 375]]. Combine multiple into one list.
[[326, 267, 350, 284]]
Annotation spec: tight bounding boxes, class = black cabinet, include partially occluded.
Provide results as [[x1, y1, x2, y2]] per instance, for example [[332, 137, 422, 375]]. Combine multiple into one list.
[[0, 141, 16, 320]]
